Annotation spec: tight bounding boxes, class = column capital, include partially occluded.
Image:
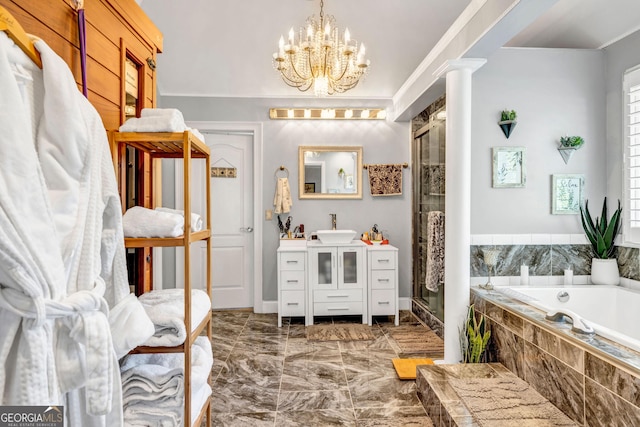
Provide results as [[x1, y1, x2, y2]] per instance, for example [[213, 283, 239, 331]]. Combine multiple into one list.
[[434, 58, 487, 79]]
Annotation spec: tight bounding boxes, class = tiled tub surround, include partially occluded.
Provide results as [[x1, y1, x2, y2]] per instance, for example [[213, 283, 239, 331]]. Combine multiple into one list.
[[470, 242, 640, 286], [471, 287, 640, 426]]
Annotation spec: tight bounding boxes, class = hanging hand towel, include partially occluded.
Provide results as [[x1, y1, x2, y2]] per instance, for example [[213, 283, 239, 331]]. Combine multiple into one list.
[[273, 177, 292, 214], [425, 211, 445, 292], [367, 164, 403, 196]]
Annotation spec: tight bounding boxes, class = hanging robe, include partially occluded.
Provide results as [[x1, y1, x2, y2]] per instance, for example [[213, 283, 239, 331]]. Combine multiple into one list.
[[0, 32, 153, 426]]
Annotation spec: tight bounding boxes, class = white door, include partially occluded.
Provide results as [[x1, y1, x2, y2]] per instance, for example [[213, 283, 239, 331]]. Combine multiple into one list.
[[176, 131, 254, 309]]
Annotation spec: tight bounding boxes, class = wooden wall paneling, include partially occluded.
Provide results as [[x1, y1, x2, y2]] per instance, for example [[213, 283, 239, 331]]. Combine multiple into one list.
[[88, 93, 120, 131], [103, 0, 162, 53]]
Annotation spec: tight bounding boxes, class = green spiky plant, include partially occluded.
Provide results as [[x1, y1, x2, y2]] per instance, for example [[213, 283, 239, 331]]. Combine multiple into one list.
[[460, 304, 491, 363], [579, 197, 622, 259]]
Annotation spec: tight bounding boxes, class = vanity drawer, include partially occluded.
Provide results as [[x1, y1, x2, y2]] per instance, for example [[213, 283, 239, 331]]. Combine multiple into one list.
[[280, 270, 305, 290], [281, 290, 305, 316], [314, 289, 362, 303], [314, 301, 363, 316], [370, 270, 396, 289], [370, 251, 396, 270], [370, 289, 396, 315], [280, 252, 306, 271]]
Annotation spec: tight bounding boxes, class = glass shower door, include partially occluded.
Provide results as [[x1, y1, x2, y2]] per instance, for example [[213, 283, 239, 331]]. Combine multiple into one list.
[[412, 110, 446, 321]]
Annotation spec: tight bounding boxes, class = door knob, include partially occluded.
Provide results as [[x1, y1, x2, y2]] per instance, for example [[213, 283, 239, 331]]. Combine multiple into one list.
[[240, 227, 254, 233]]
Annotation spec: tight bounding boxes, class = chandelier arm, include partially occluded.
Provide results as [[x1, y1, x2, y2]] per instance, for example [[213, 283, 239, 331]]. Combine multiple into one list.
[[287, 52, 313, 84]]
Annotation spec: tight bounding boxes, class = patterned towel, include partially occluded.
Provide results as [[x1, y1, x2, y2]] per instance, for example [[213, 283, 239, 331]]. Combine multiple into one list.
[[425, 211, 445, 292], [367, 164, 403, 196]]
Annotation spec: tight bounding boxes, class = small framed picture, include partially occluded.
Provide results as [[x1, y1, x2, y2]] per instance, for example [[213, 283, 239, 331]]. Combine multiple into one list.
[[304, 182, 315, 193], [552, 174, 584, 214], [492, 147, 526, 188]]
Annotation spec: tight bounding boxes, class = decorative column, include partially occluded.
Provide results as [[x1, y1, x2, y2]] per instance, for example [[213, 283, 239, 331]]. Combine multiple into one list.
[[435, 58, 486, 363]]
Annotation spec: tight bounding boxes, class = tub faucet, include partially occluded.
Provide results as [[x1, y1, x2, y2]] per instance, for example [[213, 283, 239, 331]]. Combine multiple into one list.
[[545, 309, 595, 335], [330, 214, 337, 230]]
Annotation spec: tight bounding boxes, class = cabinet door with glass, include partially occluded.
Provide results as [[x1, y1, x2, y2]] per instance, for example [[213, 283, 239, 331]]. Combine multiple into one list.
[[338, 247, 364, 289], [311, 247, 338, 289]]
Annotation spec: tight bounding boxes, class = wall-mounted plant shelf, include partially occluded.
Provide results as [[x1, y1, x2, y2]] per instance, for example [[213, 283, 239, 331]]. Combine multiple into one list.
[[557, 136, 584, 164], [557, 147, 577, 164], [498, 120, 517, 139]]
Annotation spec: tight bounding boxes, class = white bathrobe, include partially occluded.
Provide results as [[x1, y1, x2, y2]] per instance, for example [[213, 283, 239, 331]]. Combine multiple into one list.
[[0, 33, 152, 426]]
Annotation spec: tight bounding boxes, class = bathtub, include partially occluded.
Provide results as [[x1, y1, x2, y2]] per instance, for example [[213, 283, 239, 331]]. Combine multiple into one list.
[[495, 285, 640, 353]]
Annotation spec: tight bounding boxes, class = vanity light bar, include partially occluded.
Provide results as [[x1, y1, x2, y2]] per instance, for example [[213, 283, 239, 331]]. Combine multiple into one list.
[[269, 108, 386, 120]]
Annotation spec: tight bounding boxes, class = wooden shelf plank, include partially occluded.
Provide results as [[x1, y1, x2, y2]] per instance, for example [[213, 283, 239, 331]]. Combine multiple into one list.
[[111, 130, 209, 157], [124, 230, 210, 248]]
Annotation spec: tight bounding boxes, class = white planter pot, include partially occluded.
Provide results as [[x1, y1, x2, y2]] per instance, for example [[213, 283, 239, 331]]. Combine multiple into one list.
[[590, 258, 620, 286]]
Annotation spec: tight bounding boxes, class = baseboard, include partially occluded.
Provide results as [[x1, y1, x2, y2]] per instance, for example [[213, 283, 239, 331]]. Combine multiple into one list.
[[260, 298, 411, 314]]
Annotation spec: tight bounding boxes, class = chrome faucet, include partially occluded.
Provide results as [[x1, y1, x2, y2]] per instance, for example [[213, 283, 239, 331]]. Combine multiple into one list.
[[330, 213, 337, 230]]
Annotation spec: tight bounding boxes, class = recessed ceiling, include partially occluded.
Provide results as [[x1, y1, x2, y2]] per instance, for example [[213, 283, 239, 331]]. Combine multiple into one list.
[[140, 0, 640, 100]]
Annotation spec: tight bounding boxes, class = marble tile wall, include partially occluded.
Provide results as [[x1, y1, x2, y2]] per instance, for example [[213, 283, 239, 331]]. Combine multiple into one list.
[[471, 289, 640, 426], [470, 244, 640, 281], [411, 299, 444, 339]]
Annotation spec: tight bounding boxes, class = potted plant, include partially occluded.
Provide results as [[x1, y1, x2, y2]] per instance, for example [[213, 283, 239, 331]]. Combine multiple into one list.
[[498, 109, 517, 139], [560, 135, 585, 149], [579, 197, 622, 285], [459, 304, 491, 363], [558, 135, 585, 164]]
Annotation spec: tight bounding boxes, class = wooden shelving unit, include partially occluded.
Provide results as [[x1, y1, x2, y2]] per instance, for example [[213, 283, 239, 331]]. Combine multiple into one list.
[[110, 130, 213, 427]]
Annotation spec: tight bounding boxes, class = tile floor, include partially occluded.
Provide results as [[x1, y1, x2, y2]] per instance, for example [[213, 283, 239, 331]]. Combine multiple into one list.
[[210, 311, 436, 426]]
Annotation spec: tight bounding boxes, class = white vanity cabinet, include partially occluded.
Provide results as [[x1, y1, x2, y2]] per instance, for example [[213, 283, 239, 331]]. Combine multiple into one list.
[[277, 245, 307, 327], [367, 245, 399, 326], [308, 241, 367, 324]]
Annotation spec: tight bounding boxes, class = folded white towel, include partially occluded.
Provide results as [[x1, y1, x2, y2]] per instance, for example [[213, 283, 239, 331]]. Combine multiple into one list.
[[122, 206, 184, 238], [121, 336, 212, 426], [119, 116, 187, 133], [122, 384, 211, 427], [139, 289, 212, 347], [109, 293, 155, 358], [141, 108, 185, 123], [191, 382, 212, 424], [188, 128, 205, 143], [155, 207, 204, 232], [120, 336, 212, 393]]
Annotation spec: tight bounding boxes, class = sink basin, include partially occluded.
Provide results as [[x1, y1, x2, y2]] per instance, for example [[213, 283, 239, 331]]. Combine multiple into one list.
[[316, 229, 357, 244]]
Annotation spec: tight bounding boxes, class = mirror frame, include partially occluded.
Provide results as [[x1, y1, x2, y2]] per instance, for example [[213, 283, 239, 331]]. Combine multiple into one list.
[[298, 146, 363, 199]]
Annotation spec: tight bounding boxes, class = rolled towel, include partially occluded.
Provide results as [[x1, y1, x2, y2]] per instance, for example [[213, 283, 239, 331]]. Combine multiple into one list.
[[155, 207, 204, 232], [139, 289, 212, 347], [119, 116, 187, 133], [109, 293, 155, 358], [122, 206, 184, 238]]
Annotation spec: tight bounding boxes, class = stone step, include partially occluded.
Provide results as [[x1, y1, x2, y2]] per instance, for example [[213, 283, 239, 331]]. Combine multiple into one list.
[[416, 363, 578, 426]]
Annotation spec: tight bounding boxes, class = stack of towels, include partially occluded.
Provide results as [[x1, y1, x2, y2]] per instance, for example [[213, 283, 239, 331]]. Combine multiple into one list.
[[122, 206, 204, 238], [139, 288, 212, 347], [119, 108, 205, 142], [120, 336, 213, 426]]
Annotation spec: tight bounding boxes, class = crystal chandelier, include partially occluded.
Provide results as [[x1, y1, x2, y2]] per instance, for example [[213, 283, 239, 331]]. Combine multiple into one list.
[[272, 0, 370, 96]]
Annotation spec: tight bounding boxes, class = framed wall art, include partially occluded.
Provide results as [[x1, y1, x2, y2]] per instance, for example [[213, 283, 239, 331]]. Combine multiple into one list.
[[552, 174, 584, 214], [492, 146, 526, 188]]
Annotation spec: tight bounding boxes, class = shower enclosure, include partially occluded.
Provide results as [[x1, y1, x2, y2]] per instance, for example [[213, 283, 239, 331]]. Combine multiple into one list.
[[412, 106, 446, 321]]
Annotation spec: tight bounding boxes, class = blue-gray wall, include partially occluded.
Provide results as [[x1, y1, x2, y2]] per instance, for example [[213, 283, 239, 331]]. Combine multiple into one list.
[[158, 96, 412, 303]]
